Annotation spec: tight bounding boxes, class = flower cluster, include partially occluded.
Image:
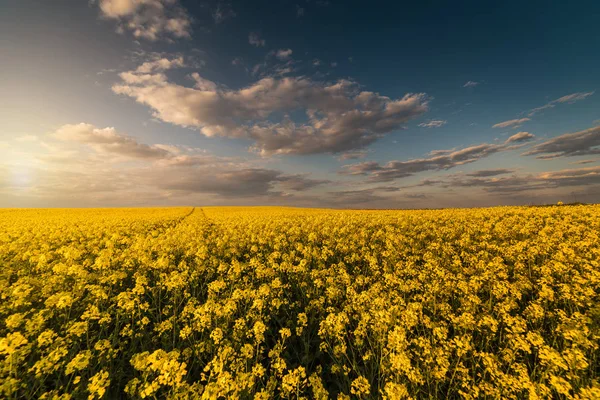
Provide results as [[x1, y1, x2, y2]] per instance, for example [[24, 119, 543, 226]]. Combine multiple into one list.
[[1, 205, 599, 398]]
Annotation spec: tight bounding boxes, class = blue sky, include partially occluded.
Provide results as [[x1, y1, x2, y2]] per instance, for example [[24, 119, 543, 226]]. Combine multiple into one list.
[[1, 0, 599, 207]]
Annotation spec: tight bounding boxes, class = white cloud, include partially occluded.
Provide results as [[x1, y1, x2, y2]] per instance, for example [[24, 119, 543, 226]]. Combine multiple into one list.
[[112, 58, 430, 155], [135, 56, 185, 73], [463, 81, 479, 87], [248, 32, 266, 47], [97, 0, 192, 41], [418, 120, 447, 128], [505, 131, 535, 143], [53, 123, 171, 159], [492, 118, 530, 129]]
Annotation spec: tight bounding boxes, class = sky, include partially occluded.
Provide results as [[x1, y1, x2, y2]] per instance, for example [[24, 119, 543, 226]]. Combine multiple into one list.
[[1, 0, 600, 208]]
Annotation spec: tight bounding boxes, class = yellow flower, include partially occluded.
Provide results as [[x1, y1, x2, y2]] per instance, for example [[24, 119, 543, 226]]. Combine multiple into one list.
[[88, 370, 110, 399], [351, 376, 371, 397]]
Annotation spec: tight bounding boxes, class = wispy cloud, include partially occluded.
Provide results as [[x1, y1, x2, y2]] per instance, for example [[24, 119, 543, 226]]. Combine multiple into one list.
[[524, 125, 600, 159], [463, 81, 479, 87], [492, 118, 530, 129], [527, 91, 594, 116], [570, 159, 598, 165], [341, 134, 535, 182], [248, 32, 266, 47], [212, 1, 236, 24], [465, 169, 515, 177], [337, 150, 368, 161], [418, 120, 447, 128]]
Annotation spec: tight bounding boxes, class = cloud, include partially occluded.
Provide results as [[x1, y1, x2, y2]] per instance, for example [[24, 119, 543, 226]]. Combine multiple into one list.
[[248, 32, 266, 47], [554, 92, 595, 104], [505, 131, 535, 143], [212, 1, 236, 23], [276, 174, 330, 191], [112, 58, 430, 155], [527, 91, 594, 116], [337, 150, 368, 161], [341, 136, 530, 182], [492, 118, 530, 129], [465, 169, 515, 177], [523, 125, 600, 159], [157, 168, 279, 197], [403, 164, 600, 198], [296, 5, 305, 17], [570, 159, 598, 165], [135, 56, 185, 73], [418, 120, 447, 128], [325, 188, 388, 205], [1, 123, 335, 207], [97, 0, 192, 41], [463, 81, 479, 87], [147, 168, 331, 198], [275, 49, 293, 60], [538, 166, 600, 187], [53, 123, 171, 159]]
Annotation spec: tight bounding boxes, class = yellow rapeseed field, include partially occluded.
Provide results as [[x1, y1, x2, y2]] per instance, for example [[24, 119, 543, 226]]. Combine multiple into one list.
[[1, 206, 599, 399]]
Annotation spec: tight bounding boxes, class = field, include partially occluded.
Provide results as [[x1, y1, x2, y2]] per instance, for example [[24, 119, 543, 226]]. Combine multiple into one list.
[[1, 206, 599, 399]]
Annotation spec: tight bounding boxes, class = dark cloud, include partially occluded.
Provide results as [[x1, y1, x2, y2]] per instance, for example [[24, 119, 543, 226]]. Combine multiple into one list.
[[151, 168, 330, 198], [465, 169, 515, 177], [341, 135, 531, 182], [276, 174, 331, 191], [524, 126, 600, 159], [404, 166, 600, 197], [570, 159, 598, 165]]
